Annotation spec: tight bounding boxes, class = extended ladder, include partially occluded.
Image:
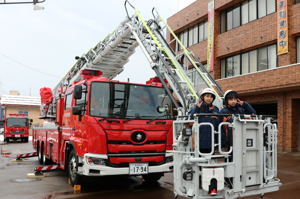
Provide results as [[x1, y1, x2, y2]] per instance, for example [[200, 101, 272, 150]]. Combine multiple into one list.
[[53, 0, 224, 115]]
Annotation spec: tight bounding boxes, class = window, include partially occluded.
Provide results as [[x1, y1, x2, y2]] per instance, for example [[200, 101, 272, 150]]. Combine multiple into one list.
[[188, 28, 194, 47], [221, 0, 276, 33], [268, 44, 277, 69], [226, 57, 234, 77], [220, 44, 277, 78], [258, 0, 267, 18], [199, 23, 204, 41], [65, 93, 72, 109], [176, 21, 207, 51], [297, 37, 300, 63], [267, 0, 276, 14], [76, 85, 87, 105], [221, 12, 226, 33], [221, 59, 226, 78], [258, 47, 268, 71], [241, 1, 249, 25], [183, 30, 188, 47], [249, 50, 257, 72], [241, 52, 249, 74], [249, 0, 257, 21], [204, 22, 208, 40], [179, 33, 184, 50], [227, 10, 233, 31], [193, 26, 198, 45], [232, 7, 241, 28]]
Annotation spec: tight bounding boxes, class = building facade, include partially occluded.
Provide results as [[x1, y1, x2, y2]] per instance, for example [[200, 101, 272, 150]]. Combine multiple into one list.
[[0, 93, 42, 130], [167, 0, 300, 152]]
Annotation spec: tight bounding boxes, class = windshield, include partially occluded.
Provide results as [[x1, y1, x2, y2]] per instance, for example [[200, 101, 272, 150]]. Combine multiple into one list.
[[90, 82, 173, 119], [6, 118, 28, 127]]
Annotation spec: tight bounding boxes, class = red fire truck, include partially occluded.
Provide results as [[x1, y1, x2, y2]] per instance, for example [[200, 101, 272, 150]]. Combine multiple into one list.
[[4, 114, 32, 143], [32, 71, 174, 185]]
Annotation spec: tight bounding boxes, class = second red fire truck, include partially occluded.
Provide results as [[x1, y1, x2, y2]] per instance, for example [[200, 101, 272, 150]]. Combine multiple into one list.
[[4, 114, 31, 143]]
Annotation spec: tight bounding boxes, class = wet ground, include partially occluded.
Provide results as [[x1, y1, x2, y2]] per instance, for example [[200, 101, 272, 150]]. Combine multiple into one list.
[[0, 135, 299, 199]]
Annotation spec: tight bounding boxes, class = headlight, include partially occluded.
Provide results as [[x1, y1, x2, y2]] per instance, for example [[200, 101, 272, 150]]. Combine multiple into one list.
[[86, 157, 106, 165]]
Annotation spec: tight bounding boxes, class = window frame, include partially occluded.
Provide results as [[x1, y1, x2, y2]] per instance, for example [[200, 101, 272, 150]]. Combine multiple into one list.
[[65, 92, 73, 110], [220, 0, 276, 33], [221, 44, 277, 78]]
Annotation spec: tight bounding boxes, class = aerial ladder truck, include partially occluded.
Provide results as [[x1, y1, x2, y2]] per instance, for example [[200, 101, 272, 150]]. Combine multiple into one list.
[[30, 1, 280, 197]]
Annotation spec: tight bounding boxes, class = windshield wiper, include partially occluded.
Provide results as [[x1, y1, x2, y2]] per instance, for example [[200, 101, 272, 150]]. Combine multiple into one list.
[[145, 116, 167, 124]]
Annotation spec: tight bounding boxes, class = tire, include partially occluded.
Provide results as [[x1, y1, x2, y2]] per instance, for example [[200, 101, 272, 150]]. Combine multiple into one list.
[[67, 149, 83, 186], [142, 173, 163, 183], [41, 143, 51, 165], [24, 137, 29, 143], [5, 138, 9, 143], [42, 152, 51, 165], [37, 143, 43, 165]]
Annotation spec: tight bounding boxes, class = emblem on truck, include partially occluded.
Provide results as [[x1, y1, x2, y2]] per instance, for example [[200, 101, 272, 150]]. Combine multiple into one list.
[[131, 131, 146, 143]]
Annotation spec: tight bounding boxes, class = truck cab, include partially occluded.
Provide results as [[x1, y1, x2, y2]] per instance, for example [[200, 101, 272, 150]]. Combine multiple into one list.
[[4, 114, 32, 143], [33, 70, 175, 185]]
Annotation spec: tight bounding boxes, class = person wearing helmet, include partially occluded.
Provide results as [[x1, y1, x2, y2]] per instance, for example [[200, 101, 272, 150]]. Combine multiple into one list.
[[220, 90, 256, 153], [189, 88, 219, 153], [220, 90, 256, 116]]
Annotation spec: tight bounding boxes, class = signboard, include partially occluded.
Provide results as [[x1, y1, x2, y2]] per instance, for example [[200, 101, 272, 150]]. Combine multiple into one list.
[[277, 0, 288, 55], [207, 0, 215, 72]]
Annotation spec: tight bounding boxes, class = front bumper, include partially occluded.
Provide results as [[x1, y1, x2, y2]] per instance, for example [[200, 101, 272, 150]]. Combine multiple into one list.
[[5, 134, 28, 138], [80, 153, 173, 176]]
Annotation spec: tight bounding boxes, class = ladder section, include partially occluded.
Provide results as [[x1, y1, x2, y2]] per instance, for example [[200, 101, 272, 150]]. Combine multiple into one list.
[[53, 19, 139, 96], [152, 9, 224, 106], [53, 2, 224, 113]]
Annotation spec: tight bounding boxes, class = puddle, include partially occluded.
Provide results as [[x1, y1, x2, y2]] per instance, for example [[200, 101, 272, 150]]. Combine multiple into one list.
[[10, 178, 42, 183]]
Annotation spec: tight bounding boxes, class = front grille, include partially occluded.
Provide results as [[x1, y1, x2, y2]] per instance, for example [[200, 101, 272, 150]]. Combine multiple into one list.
[[11, 131, 24, 134], [106, 159, 166, 168], [108, 140, 166, 145], [108, 151, 165, 157]]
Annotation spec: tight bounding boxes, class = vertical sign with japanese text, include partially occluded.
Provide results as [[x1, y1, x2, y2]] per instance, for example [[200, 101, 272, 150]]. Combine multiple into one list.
[[277, 0, 288, 55], [207, 0, 215, 72]]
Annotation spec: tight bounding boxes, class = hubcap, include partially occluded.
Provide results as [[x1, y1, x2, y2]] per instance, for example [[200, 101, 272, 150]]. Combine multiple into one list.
[[69, 156, 77, 181]]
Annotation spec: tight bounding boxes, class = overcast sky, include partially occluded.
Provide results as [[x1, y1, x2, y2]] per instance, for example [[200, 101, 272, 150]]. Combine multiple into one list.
[[0, 0, 196, 96]]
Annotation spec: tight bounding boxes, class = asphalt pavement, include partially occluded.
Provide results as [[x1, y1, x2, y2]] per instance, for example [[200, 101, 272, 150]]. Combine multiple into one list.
[[0, 136, 299, 199]]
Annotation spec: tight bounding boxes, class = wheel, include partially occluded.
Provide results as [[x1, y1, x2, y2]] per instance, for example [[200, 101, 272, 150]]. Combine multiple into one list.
[[42, 152, 51, 165], [5, 138, 9, 143], [41, 143, 51, 165], [142, 173, 163, 183], [24, 137, 29, 143], [67, 149, 83, 186], [37, 143, 43, 165]]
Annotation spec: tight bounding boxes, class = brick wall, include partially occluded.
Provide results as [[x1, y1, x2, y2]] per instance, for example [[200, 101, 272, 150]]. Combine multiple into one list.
[[167, 0, 300, 151]]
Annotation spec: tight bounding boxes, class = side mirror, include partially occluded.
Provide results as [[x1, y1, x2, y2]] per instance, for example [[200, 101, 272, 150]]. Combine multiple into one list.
[[72, 106, 82, 115], [73, 85, 82, 99], [30, 119, 33, 123]]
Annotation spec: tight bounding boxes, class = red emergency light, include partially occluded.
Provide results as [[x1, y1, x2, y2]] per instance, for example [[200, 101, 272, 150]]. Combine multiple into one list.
[[80, 69, 103, 77]]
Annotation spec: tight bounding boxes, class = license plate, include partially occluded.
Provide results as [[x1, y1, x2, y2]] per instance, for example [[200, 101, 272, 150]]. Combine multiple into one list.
[[129, 163, 148, 175], [15, 135, 20, 137]]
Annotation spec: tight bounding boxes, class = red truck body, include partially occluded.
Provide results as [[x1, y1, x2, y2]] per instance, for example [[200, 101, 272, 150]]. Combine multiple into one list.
[[32, 71, 174, 184], [4, 114, 31, 143]]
